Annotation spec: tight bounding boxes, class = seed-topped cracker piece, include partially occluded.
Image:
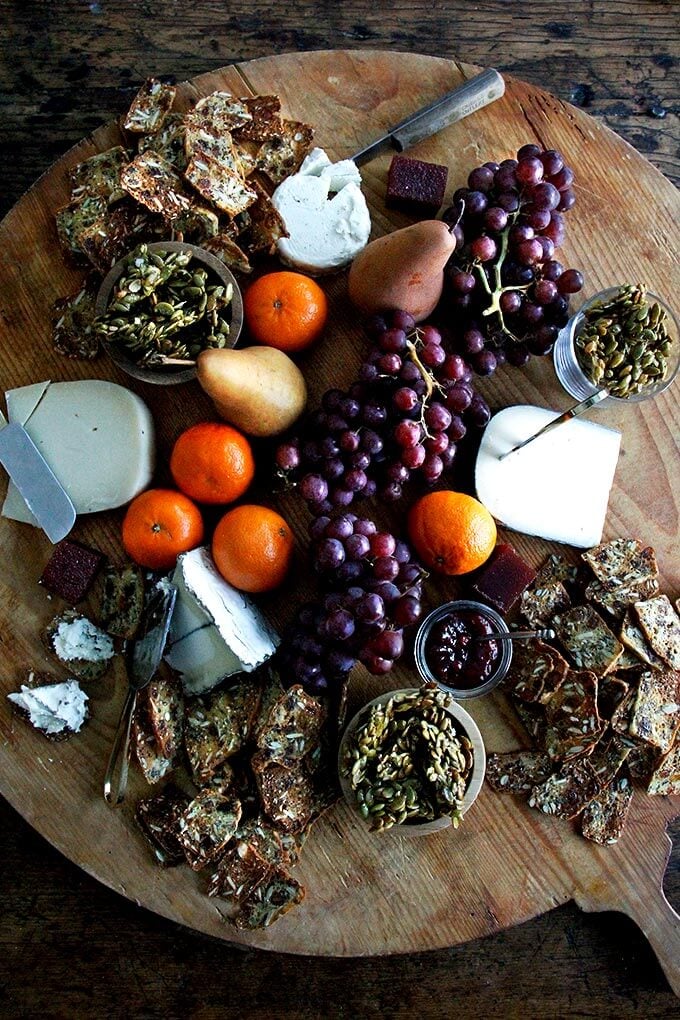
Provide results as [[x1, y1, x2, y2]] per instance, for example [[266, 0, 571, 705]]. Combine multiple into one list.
[[536, 553, 579, 588], [529, 757, 601, 819], [233, 816, 294, 869], [520, 580, 571, 628], [202, 233, 252, 274], [132, 707, 174, 785], [177, 789, 242, 870], [135, 783, 190, 866], [588, 734, 631, 785], [237, 95, 283, 142], [634, 595, 680, 670], [544, 668, 605, 760], [184, 678, 261, 785], [212, 678, 262, 748], [233, 865, 304, 930], [615, 648, 646, 672], [138, 112, 187, 171], [121, 150, 192, 218], [146, 670, 184, 762], [252, 670, 285, 743], [69, 145, 130, 205], [238, 180, 289, 257], [619, 608, 665, 669], [256, 120, 315, 186], [51, 281, 99, 360], [585, 577, 660, 620], [485, 750, 554, 793], [252, 752, 316, 834], [40, 539, 104, 603], [646, 741, 680, 796], [581, 770, 633, 845], [597, 674, 630, 721], [610, 688, 636, 742], [503, 638, 569, 704], [553, 604, 624, 675], [184, 153, 258, 217], [79, 199, 161, 274], [184, 699, 229, 785], [627, 741, 661, 781], [512, 696, 547, 747], [232, 139, 259, 177], [45, 609, 115, 681], [123, 77, 176, 134], [629, 668, 680, 752], [583, 538, 658, 590], [55, 195, 109, 260], [169, 202, 219, 243], [98, 563, 145, 639], [184, 123, 244, 176], [256, 684, 326, 762], [188, 92, 252, 133], [208, 840, 271, 903]]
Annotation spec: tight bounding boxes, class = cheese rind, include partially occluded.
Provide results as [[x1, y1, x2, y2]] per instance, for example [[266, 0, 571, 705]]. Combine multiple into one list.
[[2, 380, 155, 525], [475, 405, 621, 549]]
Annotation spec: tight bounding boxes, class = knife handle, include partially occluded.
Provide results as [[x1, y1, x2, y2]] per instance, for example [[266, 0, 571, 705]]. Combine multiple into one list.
[[391, 69, 505, 151], [104, 685, 137, 806]]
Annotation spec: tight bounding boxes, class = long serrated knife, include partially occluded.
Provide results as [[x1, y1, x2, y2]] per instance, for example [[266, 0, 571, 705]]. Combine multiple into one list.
[[350, 68, 505, 165], [0, 409, 76, 543]]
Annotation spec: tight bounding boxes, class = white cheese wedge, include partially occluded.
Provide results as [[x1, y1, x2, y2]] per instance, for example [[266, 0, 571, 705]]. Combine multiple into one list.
[[2, 379, 155, 526], [8, 677, 88, 736], [272, 147, 371, 274], [165, 546, 279, 695], [475, 405, 621, 549]]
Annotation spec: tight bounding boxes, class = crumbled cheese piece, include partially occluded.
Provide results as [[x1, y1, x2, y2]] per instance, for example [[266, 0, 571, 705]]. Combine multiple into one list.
[[52, 616, 115, 662], [8, 679, 88, 736]]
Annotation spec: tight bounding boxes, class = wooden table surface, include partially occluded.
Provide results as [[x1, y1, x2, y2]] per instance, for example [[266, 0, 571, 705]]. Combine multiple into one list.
[[0, 2, 678, 1017]]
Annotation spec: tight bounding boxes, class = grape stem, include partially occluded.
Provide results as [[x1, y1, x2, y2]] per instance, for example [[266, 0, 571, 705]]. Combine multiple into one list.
[[472, 213, 526, 344], [406, 330, 445, 438]]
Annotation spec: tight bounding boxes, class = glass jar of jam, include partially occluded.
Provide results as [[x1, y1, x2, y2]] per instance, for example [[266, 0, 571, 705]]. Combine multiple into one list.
[[414, 600, 512, 698]]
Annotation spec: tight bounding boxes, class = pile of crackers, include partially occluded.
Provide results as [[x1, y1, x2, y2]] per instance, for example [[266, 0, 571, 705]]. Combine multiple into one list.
[[53, 78, 314, 359], [134, 672, 337, 930], [487, 538, 680, 845]]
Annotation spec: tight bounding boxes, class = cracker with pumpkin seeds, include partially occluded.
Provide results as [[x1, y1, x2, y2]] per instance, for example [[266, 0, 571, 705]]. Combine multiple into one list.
[[79, 199, 160, 273], [536, 553, 579, 588], [123, 77, 177, 134], [634, 595, 680, 670], [207, 839, 272, 904], [52, 281, 99, 360], [583, 538, 658, 591], [184, 700, 232, 785], [251, 752, 316, 834], [121, 150, 193, 218], [169, 202, 219, 243], [544, 668, 605, 760], [185, 153, 258, 216], [202, 232, 252, 274], [520, 580, 571, 628], [646, 741, 680, 796], [504, 638, 569, 704], [55, 194, 109, 259], [629, 668, 680, 752], [233, 865, 304, 930], [69, 145, 130, 204], [619, 608, 665, 669], [553, 604, 624, 675], [177, 789, 242, 870], [585, 576, 660, 620], [138, 112, 187, 170], [234, 816, 294, 869], [485, 750, 554, 794], [581, 770, 633, 845], [256, 119, 315, 185], [529, 757, 601, 819]]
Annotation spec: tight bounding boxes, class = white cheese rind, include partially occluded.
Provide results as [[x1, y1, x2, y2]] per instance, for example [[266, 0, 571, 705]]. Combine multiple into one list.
[[475, 405, 621, 549], [8, 678, 88, 735], [272, 147, 371, 275], [165, 547, 279, 695]]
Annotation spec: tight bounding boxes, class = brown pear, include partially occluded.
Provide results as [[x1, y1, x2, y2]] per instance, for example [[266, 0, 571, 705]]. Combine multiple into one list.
[[196, 346, 307, 437], [348, 220, 458, 322]]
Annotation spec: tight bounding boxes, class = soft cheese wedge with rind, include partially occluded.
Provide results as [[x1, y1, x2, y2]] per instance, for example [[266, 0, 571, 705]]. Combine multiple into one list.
[[2, 380, 154, 525], [475, 405, 621, 549]]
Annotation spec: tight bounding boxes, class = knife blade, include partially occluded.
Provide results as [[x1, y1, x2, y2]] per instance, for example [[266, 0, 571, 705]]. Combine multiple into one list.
[[350, 68, 505, 166], [0, 411, 76, 543]]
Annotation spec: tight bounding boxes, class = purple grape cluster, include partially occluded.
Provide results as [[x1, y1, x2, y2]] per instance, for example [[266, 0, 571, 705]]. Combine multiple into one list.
[[275, 311, 490, 514], [442, 143, 584, 372], [277, 514, 426, 691]]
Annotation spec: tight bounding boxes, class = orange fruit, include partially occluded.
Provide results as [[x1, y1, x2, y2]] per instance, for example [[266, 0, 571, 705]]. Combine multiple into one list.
[[408, 490, 497, 576], [170, 422, 255, 505], [122, 488, 204, 570], [212, 504, 294, 593], [244, 271, 328, 352]]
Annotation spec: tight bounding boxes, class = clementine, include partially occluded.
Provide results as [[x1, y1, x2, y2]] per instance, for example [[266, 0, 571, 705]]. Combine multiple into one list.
[[244, 271, 328, 352], [170, 422, 255, 505], [408, 490, 497, 576], [122, 488, 204, 570], [212, 504, 294, 593]]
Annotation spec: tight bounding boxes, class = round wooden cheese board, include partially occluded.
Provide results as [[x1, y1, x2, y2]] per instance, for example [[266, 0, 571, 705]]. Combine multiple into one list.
[[0, 50, 678, 987]]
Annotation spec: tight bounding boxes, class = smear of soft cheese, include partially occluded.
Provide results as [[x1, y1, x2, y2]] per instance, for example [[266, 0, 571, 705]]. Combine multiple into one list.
[[271, 147, 371, 274], [475, 405, 621, 548], [8, 678, 88, 735], [52, 616, 115, 663]]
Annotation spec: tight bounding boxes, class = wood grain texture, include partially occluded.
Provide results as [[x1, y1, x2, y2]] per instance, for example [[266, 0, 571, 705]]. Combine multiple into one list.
[[0, 23, 676, 1020]]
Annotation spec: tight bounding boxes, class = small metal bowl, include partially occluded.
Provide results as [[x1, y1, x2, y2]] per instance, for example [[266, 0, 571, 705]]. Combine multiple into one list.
[[414, 599, 513, 699], [338, 688, 486, 837], [95, 240, 244, 386], [553, 286, 679, 403]]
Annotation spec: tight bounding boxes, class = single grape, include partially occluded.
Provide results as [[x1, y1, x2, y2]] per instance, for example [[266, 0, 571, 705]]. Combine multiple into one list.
[[494, 166, 518, 192], [363, 654, 394, 676], [516, 156, 544, 186], [449, 268, 477, 295], [510, 223, 535, 244], [345, 533, 370, 559], [339, 396, 360, 420], [377, 353, 402, 375], [322, 388, 344, 412], [301, 473, 329, 503], [370, 532, 396, 557], [534, 279, 558, 305], [523, 205, 551, 231], [361, 429, 383, 455], [505, 342, 531, 367], [302, 440, 322, 463], [336, 560, 364, 584], [275, 441, 300, 472], [308, 516, 331, 541], [421, 343, 446, 367], [484, 206, 508, 232], [440, 445, 457, 469], [322, 458, 344, 482], [447, 413, 467, 441], [345, 468, 368, 492], [541, 259, 564, 282], [393, 595, 422, 627], [324, 609, 355, 641], [362, 402, 387, 428], [463, 328, 485, 354], [402, 444, 426, 469], [500, 290, 522, 314], [381, 481, 403, 502], [468, 166, 495, 192], [370, 629, 404, 660], [537, 236, 555, 261], [445, 383, 473, 412], [442, 353, 468, 381], [549, 165, 574, 190], [540, 149, 564, 176], [472, 350, 498, 376], [531, 181, 560, 211], [557, 268, 584, 294], [316, 537, 345, 569], [465, 190, 488, 215], [380, 327, 407, 353], [349, 451, 370, 471], [557, 188, 576, 212], [325, 648, 356, 677], [425, 431, 449, 455], [467, 392, 491, 426], [517, 238, 544, 265], [356, 592, 385, 624], [400, 360, 421, 384], [339, 429, 360, 452], [517, 143, 542, 160], [528, 324, 559, 356], [320, 436, 339, 458], [471, 235, 497, 262], [326, 516, 355, 543], [395, 419, 421, 448], [420, 324, 442, 346], [354, 518, 377, 538], [425, 402, 452, 431], [544, 213, 565, 246], [422, 454, 444, 483], [522, 302, 544, 325], [386, 461, 409, 484], [497, 192, 520, 212]]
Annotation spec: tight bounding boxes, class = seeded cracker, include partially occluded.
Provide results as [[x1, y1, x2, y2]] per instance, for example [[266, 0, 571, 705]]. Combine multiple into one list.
[[256, 120, 315, 186], [79, 199, 160, 274], [146, 671, 184, 762], [98, 563, 145, 639], [520, 580, 571, 628], [252, 752, 316, 834], [132, 709, 174, 785], [503, 638, 569, 704], [634, 595, 680, 670], [203, 233, 252, 274], [597, 674, 630, 720], [69, 146, 130, 204], [208, 840, 272, 904], [627, 741, 661, 781], [588, 734, 631, 785], [177, 789, 242, 870], [585, 577, 660, 620], [610, 688, 636, 742], [233, 866, 304, 930], [646, 742, 680, 796], [135, 784, 190, 866], [121, 151, 192, 218], [256, 684, 326, 762], [583, 538, 658, 590], [138, 113, 187, 171], [237, 95, 283, 142], [185, 154, 258, 217], [485, 750, 554, 793], [581, 771, 633, 845], [238, 180, 289, 256], [529, 757, 601, 818], [183, 123, 244, 176], [536, 553, 579, 588], [169, 203, 219, 243], [123, 78, 177, 134], [553, 604, 624, 675], [619, 608, 665, 669], [51, 280, 99, 359], [629, 668, 680, 752], [45, 609, 115, 681], [189, 92, 252, 133], [544, 668, 604, 759], [234, 816, 293, 868], [512, 696, 547, 747], [55, 195, 108, 260]]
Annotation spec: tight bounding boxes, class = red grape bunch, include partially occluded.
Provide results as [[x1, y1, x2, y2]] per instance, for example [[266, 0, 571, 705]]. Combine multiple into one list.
[[442, 143, 584, 373]]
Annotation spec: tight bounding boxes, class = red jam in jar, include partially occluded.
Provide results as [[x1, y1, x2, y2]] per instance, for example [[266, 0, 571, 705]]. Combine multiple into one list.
[[424, 607, 500, 689]]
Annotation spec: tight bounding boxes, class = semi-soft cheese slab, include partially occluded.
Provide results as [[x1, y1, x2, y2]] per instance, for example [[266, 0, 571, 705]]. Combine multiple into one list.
[[2, 380, 154, 525], [475, 405, 621, 548]]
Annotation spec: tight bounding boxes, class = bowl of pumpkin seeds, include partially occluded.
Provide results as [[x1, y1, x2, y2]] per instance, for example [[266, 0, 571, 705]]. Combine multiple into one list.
[[94, 241, 244, 385], [553, 284, 678, 403], [338, 683, 485, 837]]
